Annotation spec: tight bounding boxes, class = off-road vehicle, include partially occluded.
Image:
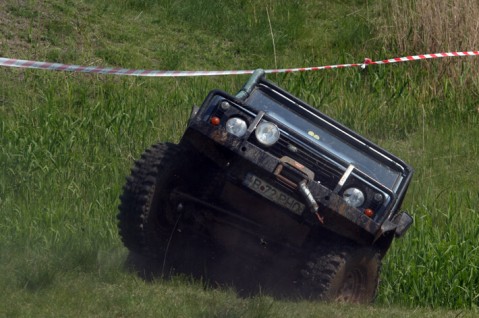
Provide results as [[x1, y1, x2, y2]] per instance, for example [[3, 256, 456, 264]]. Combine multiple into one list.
[[118, 70, 413, 303]]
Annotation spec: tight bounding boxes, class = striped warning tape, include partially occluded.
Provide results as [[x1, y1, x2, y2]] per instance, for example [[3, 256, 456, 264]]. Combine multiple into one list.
[[362, 51, 479, 67], [1, 51, 478, 77]]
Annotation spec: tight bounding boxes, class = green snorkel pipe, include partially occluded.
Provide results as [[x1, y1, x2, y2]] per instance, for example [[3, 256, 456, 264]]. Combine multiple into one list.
[[235, 69, 265, 100]]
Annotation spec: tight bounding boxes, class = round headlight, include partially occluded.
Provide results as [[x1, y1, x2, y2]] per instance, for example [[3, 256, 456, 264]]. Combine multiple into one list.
[[225, 117, 247, 137], [255, 122, 280, 146], [343, 187, 365, 208]]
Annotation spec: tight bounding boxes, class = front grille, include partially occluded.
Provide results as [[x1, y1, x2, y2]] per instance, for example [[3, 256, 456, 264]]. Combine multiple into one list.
[[250, 134, 342, 190]]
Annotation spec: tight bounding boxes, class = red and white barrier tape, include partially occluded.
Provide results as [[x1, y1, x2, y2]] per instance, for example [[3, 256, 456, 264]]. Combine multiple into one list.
[[1, 51, 478, 77]]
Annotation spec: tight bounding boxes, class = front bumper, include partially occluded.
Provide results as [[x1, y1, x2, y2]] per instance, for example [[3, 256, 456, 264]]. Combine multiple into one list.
[[181, 118, 406, 245]]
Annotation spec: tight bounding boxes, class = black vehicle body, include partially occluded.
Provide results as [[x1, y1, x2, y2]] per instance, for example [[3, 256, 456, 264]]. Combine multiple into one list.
[[118, 70, 414, 302], [179, 70, 413, 252]]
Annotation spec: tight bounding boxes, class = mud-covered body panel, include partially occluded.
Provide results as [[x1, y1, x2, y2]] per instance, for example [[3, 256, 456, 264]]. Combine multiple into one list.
[[182, 121, 381, 246]]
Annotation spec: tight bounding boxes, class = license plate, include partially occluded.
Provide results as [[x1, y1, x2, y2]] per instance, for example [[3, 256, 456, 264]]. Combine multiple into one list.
[[243, 174, 305, 215]]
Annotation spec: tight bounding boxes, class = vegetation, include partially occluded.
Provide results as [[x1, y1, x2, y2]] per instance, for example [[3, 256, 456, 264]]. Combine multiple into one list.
[[1, 0, 478, 316]]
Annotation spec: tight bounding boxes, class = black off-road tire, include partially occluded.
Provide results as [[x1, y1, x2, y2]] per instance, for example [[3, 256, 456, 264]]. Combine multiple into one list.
[[299, 244, 381, 303], [117, 142, 187, 270]]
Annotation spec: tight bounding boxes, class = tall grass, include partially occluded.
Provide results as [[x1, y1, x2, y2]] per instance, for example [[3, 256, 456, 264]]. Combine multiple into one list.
[[376, 124, 479, 308], [377, 0, 479, 89], [383, 0, 479, 53], [374, 5, 479, 309]]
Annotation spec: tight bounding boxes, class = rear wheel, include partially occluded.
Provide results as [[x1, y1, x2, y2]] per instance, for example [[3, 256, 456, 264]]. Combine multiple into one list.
[[299, 244, 381, 303]]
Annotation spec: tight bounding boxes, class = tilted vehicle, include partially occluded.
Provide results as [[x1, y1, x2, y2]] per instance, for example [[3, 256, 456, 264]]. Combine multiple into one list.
[[118, 70, 413, 303]]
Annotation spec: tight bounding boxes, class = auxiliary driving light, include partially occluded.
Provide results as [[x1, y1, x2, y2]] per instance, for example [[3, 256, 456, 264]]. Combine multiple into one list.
[[225, 117, 247, 137], [343, 187, 365, 208], [255, 122, 280, 146]]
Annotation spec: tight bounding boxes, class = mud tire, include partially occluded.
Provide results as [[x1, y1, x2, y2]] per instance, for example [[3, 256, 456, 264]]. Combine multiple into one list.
[[299, 244, 381, 303], [117, 142, 188, 273]]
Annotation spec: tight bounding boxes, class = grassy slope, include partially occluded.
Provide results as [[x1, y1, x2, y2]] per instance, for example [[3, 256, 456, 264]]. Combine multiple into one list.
[[1, 0, 479, 316]]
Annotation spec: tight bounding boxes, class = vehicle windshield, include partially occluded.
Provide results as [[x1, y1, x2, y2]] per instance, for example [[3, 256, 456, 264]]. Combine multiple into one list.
[[246, 88, 404, 190]]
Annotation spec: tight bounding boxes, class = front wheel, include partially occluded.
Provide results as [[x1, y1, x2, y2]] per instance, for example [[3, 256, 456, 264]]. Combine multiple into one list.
[[299, 244, 381, 303], [117, 142, 190, 273]]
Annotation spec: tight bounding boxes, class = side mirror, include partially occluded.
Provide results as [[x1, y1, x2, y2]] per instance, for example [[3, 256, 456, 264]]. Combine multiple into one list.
[[394, 211, 413, 238]]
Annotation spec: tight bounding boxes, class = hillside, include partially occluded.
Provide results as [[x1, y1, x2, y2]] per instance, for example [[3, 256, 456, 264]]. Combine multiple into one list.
[[1, 0, 479, 316]]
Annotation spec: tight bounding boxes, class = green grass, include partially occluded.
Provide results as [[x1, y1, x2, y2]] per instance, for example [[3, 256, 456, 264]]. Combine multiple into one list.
[[1, 0, 479, 316]]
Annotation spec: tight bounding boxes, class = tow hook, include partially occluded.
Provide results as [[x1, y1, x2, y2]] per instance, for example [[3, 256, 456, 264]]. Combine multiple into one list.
[[298, 180, 324, 223]]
